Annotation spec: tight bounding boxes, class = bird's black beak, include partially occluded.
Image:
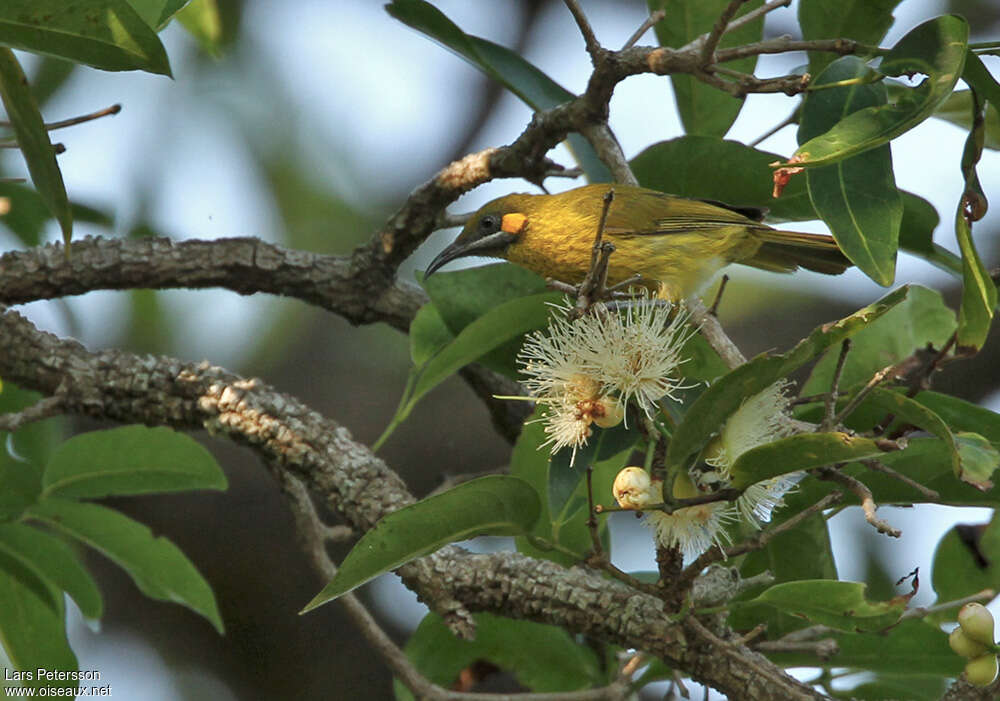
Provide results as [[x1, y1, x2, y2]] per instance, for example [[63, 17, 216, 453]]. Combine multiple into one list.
[[424, 231, 518, 278]]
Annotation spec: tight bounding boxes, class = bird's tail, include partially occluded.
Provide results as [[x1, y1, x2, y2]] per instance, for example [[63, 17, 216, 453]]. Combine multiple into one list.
[[746, 229, 852, 276]]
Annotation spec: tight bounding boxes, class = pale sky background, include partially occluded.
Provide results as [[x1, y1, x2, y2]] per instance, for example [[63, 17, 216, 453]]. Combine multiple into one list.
[[5, 0, 1000, 698]]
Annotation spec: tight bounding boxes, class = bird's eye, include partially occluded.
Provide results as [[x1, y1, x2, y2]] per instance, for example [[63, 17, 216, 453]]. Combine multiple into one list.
[[478, 214, 500, 234]]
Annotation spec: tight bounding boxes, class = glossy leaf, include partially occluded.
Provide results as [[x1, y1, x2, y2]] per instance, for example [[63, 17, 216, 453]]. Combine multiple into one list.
[[0, 568, 77, 689], [386, 0, 609, 181], [0, 1, 171, 75], [791, 16, 968, 169], [667, 286, 909, 469], [647, 0, 764, 138], [0, 522, 102, 619], [0, 49, 72, 246], [125, 0, 189, 29], [954, 432, 999, 490], [176, 0, 223, 57], [303, 476, 540, 610], [27, 498, 223, 633], [394, 612, 602, 701], [798, 0, 900, 75], [422, 263, 548, 335], [728, 433, 893, 489], [739, 580, 906, 632], [42, 425, 226, 499], [800, 56, 901, 286], [0, 183, 113, 249], [631, 136, 816, 223], [547, 421, 637, 517]]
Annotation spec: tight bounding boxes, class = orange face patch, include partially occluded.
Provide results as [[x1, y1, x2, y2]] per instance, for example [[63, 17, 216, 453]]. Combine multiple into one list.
[[501, 213, 528, 236]]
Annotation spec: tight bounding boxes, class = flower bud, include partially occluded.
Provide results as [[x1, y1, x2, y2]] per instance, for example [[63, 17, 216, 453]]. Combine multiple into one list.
[[965, 653, 999, 687], [613, 467, 658, 510], [950, 627, 989, 659], [592, 395, 625, 429], [958, 603, 996, 646]]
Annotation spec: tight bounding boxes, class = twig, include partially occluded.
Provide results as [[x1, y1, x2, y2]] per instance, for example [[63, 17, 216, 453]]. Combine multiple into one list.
[[701, 0, 750, 65], [563, 0, 602, 61], [715, 36, 873, 63], [574, 189, 617, 314], [709, 275, 729, 316], [622, 9, 665, 51], [832, 363, 899, 426], [821, 340, 851, 432], [686, 298, 747, 369], [862, 459, 939, 501], [44, 104, 121, 131], [0, 395, 64, 432], [754, 638, 839, 660], [900, 589, 996, 621], [723, 0, 792, 35], [679, 492, 843, 584], [749, 106, 800, 147], [818, 469, 900, 538]]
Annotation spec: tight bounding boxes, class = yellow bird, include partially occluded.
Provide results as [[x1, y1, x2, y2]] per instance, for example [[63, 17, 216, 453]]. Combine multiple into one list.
[[424, 184, 851, 300]]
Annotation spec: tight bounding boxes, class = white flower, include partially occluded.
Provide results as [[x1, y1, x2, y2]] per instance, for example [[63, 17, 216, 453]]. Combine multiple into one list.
[[703, 381, 799, 527], [515, 297, 694, 460], [613, 467, 733, 558]]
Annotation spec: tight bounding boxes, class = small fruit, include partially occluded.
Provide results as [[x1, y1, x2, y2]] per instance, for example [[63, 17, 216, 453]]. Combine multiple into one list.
[[958, 603, 996, 646], [950, 627, 989, 659], [964, 653, 999, 687], [592, 396, 625, 429], [613, 467, 657, 510]]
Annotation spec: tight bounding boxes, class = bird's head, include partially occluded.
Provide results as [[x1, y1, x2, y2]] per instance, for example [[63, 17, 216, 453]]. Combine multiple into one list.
[[424, 196, 530, 277]]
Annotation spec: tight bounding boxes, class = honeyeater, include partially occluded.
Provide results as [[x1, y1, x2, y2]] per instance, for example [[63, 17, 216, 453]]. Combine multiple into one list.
[[424, 184, 851, 300]]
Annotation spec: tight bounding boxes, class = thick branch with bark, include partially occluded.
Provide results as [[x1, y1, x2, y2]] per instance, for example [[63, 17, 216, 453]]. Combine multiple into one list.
[[0, 307, 825, 700]]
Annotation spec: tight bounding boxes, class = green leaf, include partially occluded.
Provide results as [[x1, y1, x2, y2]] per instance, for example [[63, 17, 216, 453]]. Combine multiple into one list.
[[954, 432, 999, 490], [409, 303, 454, 368], [0, 522, 102, 619], [786, 437, 1000, 510], [42, 425, 226, 499], [798, 0, 900, 75], [739, 580, 906, 632], [954, 195, 996, 351], [898, 191, 962, 276], [0, 1, 172, 75], [763, 619, 961, 676], [647, 0, 764, 138], [423, 263, 548, 335], [303, 476, 540, 610], [546, 421, 637, 517], [0, 49, 72, 246], [0, 568, 77, 688], [511, 410, 625, 567], [385, 0, 609, 181], [733, 513, 838, 637], [914, 390, 1000, 445], [930, 513, 1000, 609], [394, 612, 602, 701], [803, 285, 955, 397], [728, 433, 893, 489], [176, 0, 222, 57], [791, 15, 968, 168], [667, 286, 909, 469], [631, 136, 816, 223], [800, 56, 901, 286], [934, 90, 1000, 150], [125, 0, 189, 29], [27, 498, 223, 633], [378, 292, 559, 448]]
